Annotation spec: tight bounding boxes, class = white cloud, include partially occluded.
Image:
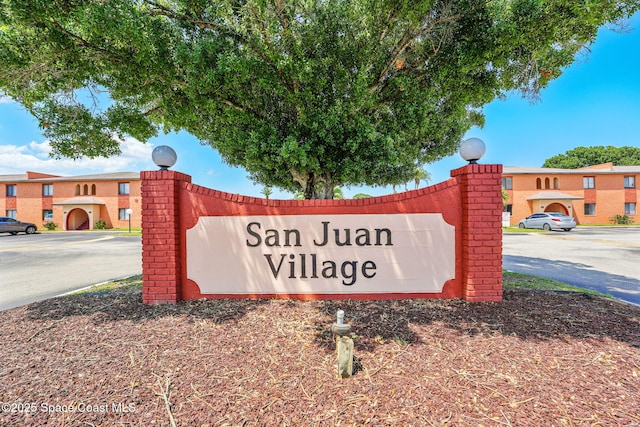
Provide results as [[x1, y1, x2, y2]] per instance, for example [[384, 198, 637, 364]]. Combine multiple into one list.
[[28, 140, 52, 156], [0, 95, 15, 104], [0, 137, 155, 176]]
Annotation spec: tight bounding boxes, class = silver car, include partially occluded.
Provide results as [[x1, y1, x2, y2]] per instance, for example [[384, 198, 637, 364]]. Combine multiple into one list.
[[0, 216, 37, 235], [518, 213, 576, 231]]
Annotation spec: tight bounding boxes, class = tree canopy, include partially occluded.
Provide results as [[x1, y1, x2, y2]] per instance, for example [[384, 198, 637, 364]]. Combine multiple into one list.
[[1, 0, 638, 198], [542, 146, 640, 168]]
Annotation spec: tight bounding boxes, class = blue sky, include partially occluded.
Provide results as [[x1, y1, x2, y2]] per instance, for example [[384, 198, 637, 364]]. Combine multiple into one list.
[[1, 12, 639, 199]]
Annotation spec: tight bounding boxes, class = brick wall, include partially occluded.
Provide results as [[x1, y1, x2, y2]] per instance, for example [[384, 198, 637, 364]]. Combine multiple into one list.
[[140, 170, 192, 304], [451, 164, 503, 302], [141, 165, 503, 304]]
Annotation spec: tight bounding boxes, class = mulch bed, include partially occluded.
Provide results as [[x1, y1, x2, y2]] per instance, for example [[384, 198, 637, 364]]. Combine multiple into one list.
[[1, 288, 639, 426]]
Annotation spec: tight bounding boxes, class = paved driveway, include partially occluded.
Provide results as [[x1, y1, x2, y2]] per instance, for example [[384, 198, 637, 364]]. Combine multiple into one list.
[[0, 231, 141, 311], [503, 227, 640, 305]]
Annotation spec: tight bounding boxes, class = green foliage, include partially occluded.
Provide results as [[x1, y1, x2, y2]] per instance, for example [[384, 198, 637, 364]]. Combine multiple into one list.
[[611, 214, 634, 225], [333, 187, 344, 200], [96, 219, 107, 230], [353, 193, 372, 199], [412, 167, 431, 190], [42, 221, 57, 231], [542, 146, 640, 168], [501, 187, 510, 210], [2, 0, 638, 198], [260, 185, 273, 200]]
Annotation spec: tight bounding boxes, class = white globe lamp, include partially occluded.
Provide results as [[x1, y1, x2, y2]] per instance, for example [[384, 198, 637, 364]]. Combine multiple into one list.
[[459, 138, 486, 164], [152, 145, 177, 170]]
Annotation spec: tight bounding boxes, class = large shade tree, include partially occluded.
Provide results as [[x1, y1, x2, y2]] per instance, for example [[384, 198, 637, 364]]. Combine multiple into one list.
[[543, 146, 640, 168], [1, 0, 638, 198]]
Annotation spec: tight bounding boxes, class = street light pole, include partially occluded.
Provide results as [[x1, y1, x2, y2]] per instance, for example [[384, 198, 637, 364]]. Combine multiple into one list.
[[126, 208, 133, 233]]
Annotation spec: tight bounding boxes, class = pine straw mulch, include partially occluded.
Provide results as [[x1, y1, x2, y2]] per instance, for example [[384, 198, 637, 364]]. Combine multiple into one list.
[[1, 288, 639, 427]]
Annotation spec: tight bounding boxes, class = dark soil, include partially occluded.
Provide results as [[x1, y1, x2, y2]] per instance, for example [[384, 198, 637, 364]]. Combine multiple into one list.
[[1, 288, 639, 426]]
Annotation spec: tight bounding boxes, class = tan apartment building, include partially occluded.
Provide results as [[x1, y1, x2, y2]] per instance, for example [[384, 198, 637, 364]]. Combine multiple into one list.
[[1, 171, 141, 231], [502, 163, 638, 226]]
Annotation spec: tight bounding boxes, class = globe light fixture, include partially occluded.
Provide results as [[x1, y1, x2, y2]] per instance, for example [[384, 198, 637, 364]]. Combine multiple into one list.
[[152, 145, 177, 170], [125, 208, 133, 233], [459, 138, 486, 164]]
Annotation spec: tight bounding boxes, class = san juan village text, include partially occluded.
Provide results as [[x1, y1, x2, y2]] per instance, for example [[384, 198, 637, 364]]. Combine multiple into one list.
[[245, 221, 393, 286]]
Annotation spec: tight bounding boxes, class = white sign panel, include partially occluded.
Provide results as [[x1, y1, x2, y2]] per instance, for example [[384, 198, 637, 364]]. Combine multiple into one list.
[[186, 214, 455, 295]]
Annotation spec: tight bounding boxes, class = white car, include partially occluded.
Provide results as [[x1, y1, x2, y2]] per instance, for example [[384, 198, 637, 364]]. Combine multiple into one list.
[[518, 213, 576, 231]]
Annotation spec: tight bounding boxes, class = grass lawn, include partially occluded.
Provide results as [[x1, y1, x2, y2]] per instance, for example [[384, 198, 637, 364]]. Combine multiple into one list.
[[79, 271, 608, 298]]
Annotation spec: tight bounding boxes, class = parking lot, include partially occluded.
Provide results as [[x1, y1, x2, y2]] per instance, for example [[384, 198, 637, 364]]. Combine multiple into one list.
[[503, 226, 640, 305], [0, 231, 141, 311]]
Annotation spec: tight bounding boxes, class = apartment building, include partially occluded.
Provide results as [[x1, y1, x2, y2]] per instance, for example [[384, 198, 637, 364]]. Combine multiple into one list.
[[1, 171, 141, 231], [502, 163, 638, 225]]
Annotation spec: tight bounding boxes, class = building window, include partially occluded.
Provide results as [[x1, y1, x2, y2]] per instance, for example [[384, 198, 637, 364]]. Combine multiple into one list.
[[502, 177, 512, 190], [119, 208, 129, 220], [43, 210, 53, 221], [624, 176, 635, 188], [536, 178, 542, 190], [583, 177, 595, 189], [91, 184, 97, 195], [42, 184, 53, 196], [626, 203, 637, 215], [119, 182, 130, 195], [83, 184, 89, 195], [6, 184, 16, 197], [75, 184, 80, 196], [504, 204, 513, 214], [584, 203, 596, 216], [553, 177, 560, 189], [544, 177, 550, 189], [6, 209, 16, 219]]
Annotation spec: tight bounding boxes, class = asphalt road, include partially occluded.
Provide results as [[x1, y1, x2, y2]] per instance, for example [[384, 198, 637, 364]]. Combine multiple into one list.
[[503, 226, 640, 305], [2, 227, 638, 311], [0, 231, 141, 311]]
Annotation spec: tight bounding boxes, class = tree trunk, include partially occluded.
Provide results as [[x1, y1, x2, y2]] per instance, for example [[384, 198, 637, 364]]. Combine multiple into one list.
[[314, 181, 334, 199], [303, 172, 334, 200], [303, 177, 315, 200]]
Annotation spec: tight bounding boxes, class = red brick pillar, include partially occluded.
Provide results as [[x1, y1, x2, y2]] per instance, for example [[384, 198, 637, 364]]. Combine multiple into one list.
[[140, 170, 192, 304], [451, 164, 503, 302]]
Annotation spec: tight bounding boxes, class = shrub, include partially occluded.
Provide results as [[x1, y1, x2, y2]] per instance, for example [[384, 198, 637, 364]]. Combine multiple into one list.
[[42, 221, 57, 231], [96, 219, 107, 229], [611, 214, 633, 225]]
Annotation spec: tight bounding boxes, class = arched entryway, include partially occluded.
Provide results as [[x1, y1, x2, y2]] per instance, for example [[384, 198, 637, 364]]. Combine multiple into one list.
[[66, 208, 90, 230], [54, 197, 106, 230], [544, 203, 569, 215]]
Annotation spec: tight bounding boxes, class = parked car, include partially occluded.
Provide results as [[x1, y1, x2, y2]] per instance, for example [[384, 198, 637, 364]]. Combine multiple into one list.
[[517, 213, 576, 231], [0, 216, 37, 235]]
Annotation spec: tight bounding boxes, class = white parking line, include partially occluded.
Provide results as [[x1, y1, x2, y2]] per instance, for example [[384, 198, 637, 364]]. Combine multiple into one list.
[[0, 235, 115, 252], [64, 236, 115, 245]]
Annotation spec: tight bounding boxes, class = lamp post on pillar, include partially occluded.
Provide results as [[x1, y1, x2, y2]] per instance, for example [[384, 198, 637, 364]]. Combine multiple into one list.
[[452, 136, 503, 302], [459, 138, 486, 164], [152, 145, 178, 170], [142, 145, 191, 305]]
